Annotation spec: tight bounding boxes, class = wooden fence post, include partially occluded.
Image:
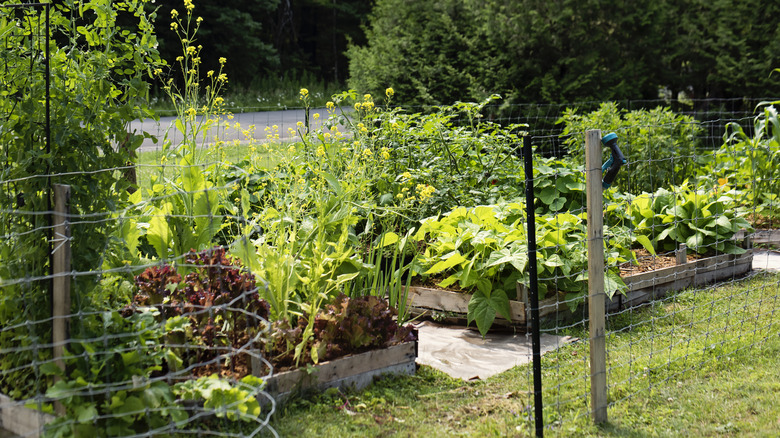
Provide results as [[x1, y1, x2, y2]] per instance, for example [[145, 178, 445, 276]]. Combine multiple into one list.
[[52, 184, 71, 415], [585, 130, 608, 423]]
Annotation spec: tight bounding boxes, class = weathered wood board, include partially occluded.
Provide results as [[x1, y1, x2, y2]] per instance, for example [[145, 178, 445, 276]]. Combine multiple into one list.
[[406, 250, 754, 326], [0, 393, 56, 438], [254, 341, 417, 404], [406, 286, 525, 323], [735, 229, 780, 246]]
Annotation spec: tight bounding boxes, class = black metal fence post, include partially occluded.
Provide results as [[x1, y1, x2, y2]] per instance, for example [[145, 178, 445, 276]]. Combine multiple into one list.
[[523, 135, 544, 437]]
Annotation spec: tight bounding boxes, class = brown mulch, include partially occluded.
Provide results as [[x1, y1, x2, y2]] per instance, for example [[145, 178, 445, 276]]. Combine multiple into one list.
[[618, 248, 700, 275], [747, 213, 780, 229], [189, 352, 253, 380]]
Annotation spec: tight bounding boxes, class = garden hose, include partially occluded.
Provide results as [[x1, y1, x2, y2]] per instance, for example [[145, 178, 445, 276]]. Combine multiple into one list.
[[601, 132, 627, 189]]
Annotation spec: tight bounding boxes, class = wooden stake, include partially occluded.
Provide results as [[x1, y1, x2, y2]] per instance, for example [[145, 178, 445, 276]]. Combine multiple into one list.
[[676, 244, 688, 265], [52, 184, 71, 415], [585, 130, 608, 423]]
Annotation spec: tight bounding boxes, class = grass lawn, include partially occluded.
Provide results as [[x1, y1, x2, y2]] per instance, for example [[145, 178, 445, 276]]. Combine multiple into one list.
[[268, 273, 780, 437]]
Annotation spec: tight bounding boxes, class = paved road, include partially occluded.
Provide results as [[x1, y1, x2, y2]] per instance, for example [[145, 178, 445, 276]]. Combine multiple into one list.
[[130, 108, 331, 152]]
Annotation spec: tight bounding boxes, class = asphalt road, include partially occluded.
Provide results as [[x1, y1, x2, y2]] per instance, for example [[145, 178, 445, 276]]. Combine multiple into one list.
[[130, 108, 331, 152]]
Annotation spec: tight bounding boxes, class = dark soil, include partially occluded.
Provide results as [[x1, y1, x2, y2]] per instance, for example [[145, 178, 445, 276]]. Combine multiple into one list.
[[618, 248, 700, 275]]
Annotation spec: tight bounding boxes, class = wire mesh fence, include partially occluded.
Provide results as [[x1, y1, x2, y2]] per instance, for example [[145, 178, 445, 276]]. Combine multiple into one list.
[[1, 7, 779, 433], [519, 98, 780, 435]]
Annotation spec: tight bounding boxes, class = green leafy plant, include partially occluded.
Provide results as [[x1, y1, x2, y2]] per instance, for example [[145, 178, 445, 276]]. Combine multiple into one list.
[[175, 374, 266, 423], [558, 102, 703, 194], [42, 309, 187, 437], [625, 182, 752, 254], [704, 104, 780, 221], [0, 0, 164, 399], [409, 203, 630, 335]]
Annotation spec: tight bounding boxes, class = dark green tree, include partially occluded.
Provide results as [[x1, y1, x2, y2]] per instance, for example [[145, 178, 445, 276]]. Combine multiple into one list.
[[348, 0, 780, 106]]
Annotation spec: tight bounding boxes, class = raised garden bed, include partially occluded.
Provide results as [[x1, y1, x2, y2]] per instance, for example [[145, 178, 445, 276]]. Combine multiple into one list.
[[406, 247, 754, 329], [735, 229, 780, 246], [251, 340, 417, 404], [0, 393, 55, 438], [0, 340, 417, 437]]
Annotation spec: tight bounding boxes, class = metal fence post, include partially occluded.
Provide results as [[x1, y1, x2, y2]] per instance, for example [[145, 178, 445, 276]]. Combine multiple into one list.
[[523, 135, 544, 437]]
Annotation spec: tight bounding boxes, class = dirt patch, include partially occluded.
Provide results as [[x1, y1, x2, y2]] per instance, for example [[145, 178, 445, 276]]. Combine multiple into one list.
[[618, 248, 700, 275]]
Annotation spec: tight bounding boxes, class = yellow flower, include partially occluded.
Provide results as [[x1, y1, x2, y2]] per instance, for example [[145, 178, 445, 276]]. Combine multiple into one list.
[[316, 146, 326, 157], [323, 132, 331, 139], [354, 102, 362, 111], [313, 113, 320, 120], [296, 121, 304, 128], [363, 93, 372, 101], [386, 87, 394, 97], [170, 22, 178, 30], [401, 171, 412, 180], [171, 9, 179, 17], [380, 147, 390, 160], [175, 56, 183, 62], [207, 70, 214, 77], [218, 73, 227, 82], [362, 148, 373, 158], [326, 101, 335, 111], [219, 57, 227, 65], [196, 16, 203, 24], [214, 96, 224, 105], [184, 0, 194, 12], [299, 88, 309, 98]]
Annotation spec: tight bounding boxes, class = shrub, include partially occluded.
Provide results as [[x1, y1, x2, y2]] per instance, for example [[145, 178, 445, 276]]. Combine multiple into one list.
[[558, 102, 703, 194]]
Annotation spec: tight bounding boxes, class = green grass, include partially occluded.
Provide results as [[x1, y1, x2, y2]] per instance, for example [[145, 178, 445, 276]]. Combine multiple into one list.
[[268, 273, 780, 437], [134, 141, 285, 189]]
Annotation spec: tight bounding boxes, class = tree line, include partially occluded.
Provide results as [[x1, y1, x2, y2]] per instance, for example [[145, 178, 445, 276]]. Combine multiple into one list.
[[151, 0, 780, 105]]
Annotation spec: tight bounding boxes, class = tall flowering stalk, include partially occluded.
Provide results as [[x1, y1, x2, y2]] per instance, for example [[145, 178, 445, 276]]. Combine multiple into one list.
[[159, 0, 229, 162]]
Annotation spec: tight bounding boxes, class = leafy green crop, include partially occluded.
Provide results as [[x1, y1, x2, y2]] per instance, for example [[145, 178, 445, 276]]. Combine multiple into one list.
[[558, 102, 702, 194], [702, 103, 780, 220], [626, 182, 752, 254], [410, 203, 629, 335]]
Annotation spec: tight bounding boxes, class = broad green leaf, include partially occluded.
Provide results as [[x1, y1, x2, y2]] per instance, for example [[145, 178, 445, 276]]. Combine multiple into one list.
[[685, 233, 704, 249], [539, 186, 557, 205], [714, 215, 731, 229], [425, 251, 467, 275], [76, 404, 98, 423], [634, 235, 656, 255], [320, 171, 343, 196], [379, 232, 400, 248], [605, 269, 627, 298], [468, 289, 512, 337]]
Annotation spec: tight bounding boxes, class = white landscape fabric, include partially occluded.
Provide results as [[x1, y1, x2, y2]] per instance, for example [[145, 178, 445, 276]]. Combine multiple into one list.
[[415, 321, 576, 380]]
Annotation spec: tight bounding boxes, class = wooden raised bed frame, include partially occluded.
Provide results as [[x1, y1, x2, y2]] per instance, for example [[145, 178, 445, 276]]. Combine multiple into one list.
[[252, 340, 417, 404], [406, 246, 754, 327]]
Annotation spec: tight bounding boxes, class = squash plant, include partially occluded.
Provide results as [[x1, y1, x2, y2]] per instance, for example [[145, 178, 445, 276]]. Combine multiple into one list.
[[410, 203, 630, 335]]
